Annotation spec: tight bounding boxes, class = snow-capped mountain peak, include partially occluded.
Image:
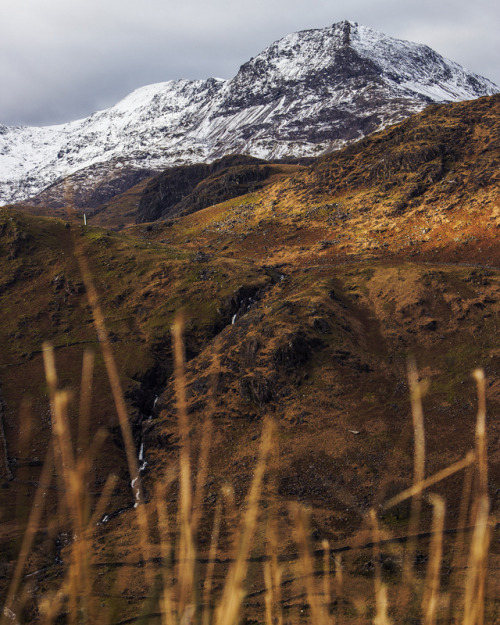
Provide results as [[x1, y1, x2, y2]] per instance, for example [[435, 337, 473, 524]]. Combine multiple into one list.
[[0, 21, 497, 208]]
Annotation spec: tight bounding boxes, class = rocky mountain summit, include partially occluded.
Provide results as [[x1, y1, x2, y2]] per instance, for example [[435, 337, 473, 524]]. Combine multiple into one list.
[[0, 20, 497, 209]]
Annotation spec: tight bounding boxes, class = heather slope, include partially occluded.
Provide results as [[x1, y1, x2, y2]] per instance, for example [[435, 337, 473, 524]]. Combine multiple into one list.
[[0, 209, 271, 503]]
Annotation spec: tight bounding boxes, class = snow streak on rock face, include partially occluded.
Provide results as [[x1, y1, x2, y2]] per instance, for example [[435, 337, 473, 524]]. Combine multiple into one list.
[[0, 21, 498, 207]]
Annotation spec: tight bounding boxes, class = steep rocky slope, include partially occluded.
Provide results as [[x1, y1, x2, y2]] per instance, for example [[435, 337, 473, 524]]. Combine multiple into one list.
[[1, 21, 497, 210], [137, 95, 500, 534], [135, 155, 302, 223]]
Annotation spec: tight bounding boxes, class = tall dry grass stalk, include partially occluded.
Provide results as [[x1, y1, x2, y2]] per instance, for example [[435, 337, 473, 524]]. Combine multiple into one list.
[[1, 452, 53, 625], [171, 313, 196, 619], [451, 458, 474, 571], [334, 554, 343, 625], [264, 560, 274, 625], [191, 351, 218, 538], [473, 369, 487, 499], [322, 540, 331, 618], [78, 350, 94, 461], [215, 418, 274, 625], [462, 495, 490, 625], [391, 359, 427, 623], [381, 453, 475, 513], [291, 504, 329, 625], [264, 500, 283, 625], [201, 497, 222, 625], [460, 368, 490, 625], [156, 479, 175, 625], [403, 359, 426, 584], [369, 509, 390, 625], [379, 365, 492, 625], [2, 344, 116, 625], [448, 369, 489, 623], [43, 346, 95, 625], [421, 494, 445, 625]]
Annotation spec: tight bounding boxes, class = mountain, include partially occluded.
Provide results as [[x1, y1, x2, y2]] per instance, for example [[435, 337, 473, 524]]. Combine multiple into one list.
[[1, 94, 500, 624], [0, 20, 497, 209]]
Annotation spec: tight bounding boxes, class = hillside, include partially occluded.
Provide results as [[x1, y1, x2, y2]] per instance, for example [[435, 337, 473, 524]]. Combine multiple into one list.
[[135, 95, 499, 266], [140, 97, 500, 534], [1, 94, 499, 623]]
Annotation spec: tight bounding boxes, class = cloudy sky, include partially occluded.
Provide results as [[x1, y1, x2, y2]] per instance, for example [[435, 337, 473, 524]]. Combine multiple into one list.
[[1, 0, 499, 127]]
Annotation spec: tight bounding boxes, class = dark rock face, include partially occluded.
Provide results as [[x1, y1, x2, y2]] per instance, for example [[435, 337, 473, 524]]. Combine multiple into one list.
[[239, 375, 274, 406], [136, 155, 269, 222], [137, 163, 211, 223], [242, 337, 261, 368], [272, 332, 312, 372]]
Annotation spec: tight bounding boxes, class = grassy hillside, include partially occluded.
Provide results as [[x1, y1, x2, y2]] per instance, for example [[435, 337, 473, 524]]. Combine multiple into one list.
[[0, 209, 272, 517]]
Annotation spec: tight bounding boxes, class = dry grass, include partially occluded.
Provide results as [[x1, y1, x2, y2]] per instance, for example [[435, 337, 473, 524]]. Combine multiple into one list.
[[1, 259, 497, 625]]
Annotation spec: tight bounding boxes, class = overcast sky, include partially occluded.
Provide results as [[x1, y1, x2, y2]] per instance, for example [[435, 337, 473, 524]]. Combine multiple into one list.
[[1, 0, 499, 127]]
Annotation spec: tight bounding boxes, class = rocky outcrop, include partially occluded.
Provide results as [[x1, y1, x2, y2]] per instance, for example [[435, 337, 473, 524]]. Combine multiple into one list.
[[28, 162, 154, 210], [136, 155, 269, 222], [295, 92, 500, 216]]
